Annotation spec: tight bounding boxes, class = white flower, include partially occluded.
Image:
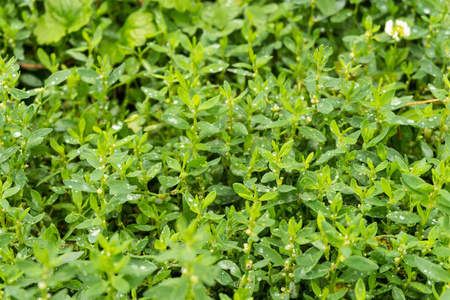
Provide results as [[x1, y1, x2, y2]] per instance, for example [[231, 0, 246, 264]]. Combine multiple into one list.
[[385, 19, 411, 41]]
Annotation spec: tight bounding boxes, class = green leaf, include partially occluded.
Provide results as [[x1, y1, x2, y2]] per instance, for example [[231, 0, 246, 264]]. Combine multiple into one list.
[[420, 140, 434, 158], [165, 156, 181, 172], [8, 88, 31, 100], [177, 87, 192, 107], [259, 191, 278, 201], [317, 100, 334, 114], [365, 127, 389, 148], [0, 146, 19, 164], [415, 257, 450, 283], [401, 174, 434, 195], [199, 96, 220, 111], [299, 126, 326, 143], [158, 176, 180, 189], [255, 55, 273, 68], [34, 0, 93, 44], [45, 70, 72, 87], [380, 178, 392, 198], [317, 0, 342, 16], [106, 180, 137, 195], [203, 191, 216, 209], [386, 211, 421, 225], [355, 279, 366, 300], [77, 69, 98, 78], [200, 63, 228, 74], [253, 244, 284, 266], [142, 87, 164, 100], [232, 183, 254, 200], [420, 59, 442, 78], [316, 147, 345, 164], [279, 140, 294, 158], [63, 180, 96, 193], [3, 186, 20, 199], [197, 121, 219, 135], [112, 275, 130, 292], [33, 15, 67, 45], [232, 123, 248, 136], [409, 282, 432, 294], [107, 63, 125, 87], [162, 114, 190, 130], [120, 10, 156, 48], [392, 286, 406, 300], [343, 256, 378, 272]]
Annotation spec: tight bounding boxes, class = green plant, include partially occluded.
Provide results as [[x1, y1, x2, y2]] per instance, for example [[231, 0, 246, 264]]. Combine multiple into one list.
[[1, 0, 450, 299]]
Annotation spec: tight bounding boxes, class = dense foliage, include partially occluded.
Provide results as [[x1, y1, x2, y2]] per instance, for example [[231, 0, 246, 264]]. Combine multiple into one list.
[[1, 0, 450, 299]]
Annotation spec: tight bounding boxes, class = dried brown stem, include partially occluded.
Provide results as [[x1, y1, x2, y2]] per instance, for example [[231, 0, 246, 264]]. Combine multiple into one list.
[[19, 63, 46, 70], [404, 99, 442, 106]]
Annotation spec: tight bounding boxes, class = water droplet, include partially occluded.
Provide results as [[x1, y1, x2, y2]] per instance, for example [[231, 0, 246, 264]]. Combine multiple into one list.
[[391, 98, 401, 106]]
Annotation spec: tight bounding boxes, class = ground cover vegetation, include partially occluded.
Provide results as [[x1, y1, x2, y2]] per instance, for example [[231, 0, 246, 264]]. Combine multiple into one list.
[[1, 0, 450, 299]]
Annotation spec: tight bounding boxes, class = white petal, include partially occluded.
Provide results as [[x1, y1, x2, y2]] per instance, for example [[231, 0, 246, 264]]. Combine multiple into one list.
[[393, 32, 400, 41], [385, 20, 394, 36]]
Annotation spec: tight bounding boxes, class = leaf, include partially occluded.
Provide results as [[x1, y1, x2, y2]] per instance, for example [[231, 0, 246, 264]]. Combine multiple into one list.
[[199, 95, 220, 111], [45, 70, 72, 87], [0, 146, 19, 164], [57, 251, 84, 264], [316, 0, 342, 16], [255, 55, 273, 68], [107, 63, 125, 86], [316, 147, 345, 164], [420, 140, 434, 158], [253, 244, 284, 266], [355, 279, 366, 300], [365, 127, 389, 148], [259, 191, 278, 201], [106, 180, 137, 195], [232, 123, 248, 136], [165, 156, 181, 172], [401, 174, 434, 195], [158, 176, 180, 189], [120, 10, 156, 48], [3, 186, 20, 199], [343, 256, 379, 272], [415, 257, 450, 283], [233, 183, 254, 200], [33, 15, 67, 44], [200, 63, 228, 74], [317, 100, 334, 114], [34, 0, 93, 44], [299, 126, 326, 143], [203, 191, 216, 209], [28, 128, 53, 147], [162, 114, 190, 130], [177, 87, 192, 107], [279, 140, 294, 158], [392, 286, 406, 300], [8, 88, 31, 100], [142, 87, 164, 100], [111, 275, 130, 292], [197, 121, 219, 135], [63, 180, 96, 193], [380, 178, 392, 198], [409, 282, 432, 294], [218, 260, 241, 277], [386, 211, 421, 225], [77, 69, 98, 78], [420, 59, 442, 78]]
